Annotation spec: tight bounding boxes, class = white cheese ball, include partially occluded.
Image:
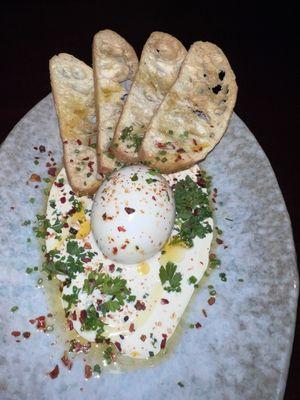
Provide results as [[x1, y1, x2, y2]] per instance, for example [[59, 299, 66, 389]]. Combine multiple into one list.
[[91, 165, 175, 264]]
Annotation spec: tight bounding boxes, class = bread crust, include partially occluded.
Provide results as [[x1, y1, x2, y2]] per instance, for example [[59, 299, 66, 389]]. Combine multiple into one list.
[[49, 53, 102, 195], [93, 30, 138, 173], [112, 32, 186, 164], [139, 41, 238, 173]]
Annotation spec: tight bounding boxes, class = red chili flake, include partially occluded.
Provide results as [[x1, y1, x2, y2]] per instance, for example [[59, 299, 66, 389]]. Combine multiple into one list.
[[195, 322, 202, 329], [79, 310, 87, 324], [60, 196, 66, 204], [36, 316, 46, 330], [210, 253, 216, 259], [87, 161, 94, 171], [29, 319, 36, 325], [112, 247, 118, 254], [29, 173, 41, 182], [216, 238, 223, 245], [82, 157, 89, 161], [23, 331, 31, 338], [129, 323, 135, 332], [175, 154, 182, 162], [134, 300, 146, 311], [46, 162, 51, 167], [48, 365, 59, 379], [61, 351, 73, 370], [160, 334, 167, 349], [70, 340, 91, 354], [84, 364, 92, 379], [54, 182, 64, 188], [39, 145, 46, 153], [140, 334, 147, 342], [156, 142, 166, 149], [196, 177, 206, 187], [202, 309, 207, 318], [102, 212, 107, 220], [124, 207, 135, 214], [66, 319, 74, 331], [177, 148, 185, 153], [82, 258, 91, 263], [11, 331, 21, 337], [193, 138, 198, 145], [208, 297, 216, 306], [48, 167, 57, 177], [84, 242, 92, 249], [114, 341, 122, 352], [121, 244, 127, 250], [76, 139, 82, 145], [117, 226, 126, 232], [152, 196, 156, 201], [161, 298, 169, 305], [63, 223, 69, 228], [109, 264, 115, 273], [71, 310, 77, 321]]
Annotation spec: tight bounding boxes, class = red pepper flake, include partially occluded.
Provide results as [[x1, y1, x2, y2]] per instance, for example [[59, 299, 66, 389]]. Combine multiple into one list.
[[195, 322, 202, 329], [48, 167, 57, 177], [84, 242, 92, 249], [36, 316, 46, 330], [124, 207, 135, 214], [84, 364, 92, 379], [71, 310, 77, 321], [66, 319, 74, 331], [109, 264, 115, 273], [193, 138, 198, 145], [160, 334, 167, 349], [39, 145, 46, 153], [161, 298, 169, 305], [114, 341, 122, 352], [79, 310, 87, 324], [48, 365, 59, 379], [29, 173, 41, 182], [196, 177, 206, 187], [76, 139, 82, 145], [216, 238, 224, 245], [63, 223, 69, 228], [11, 331, 21, 337], [156, 142, 166, 149], [202, 309, 207, 318], [82, 257, 91, 263], [152, 195, 156, 201], [209, 253, 216, 260], [82, 157, 90, 161], [60, 196, 66, 204], [29, 319, 36, 325], [87, 161, 94, 171], [140, 334, 147, 342], [117, 226, 126, 232], [54, 182, 64, 188], [61, 351, 73, 370], [112, 247, 118, 254], [208, 297, 216, 306], [134, 300, 146, 311], [102, 212, 107, 220], [121, 244, 127, 250], [23, 331, 31, 338], [129, 323, 135, 332], [177, 148, 185, 153]]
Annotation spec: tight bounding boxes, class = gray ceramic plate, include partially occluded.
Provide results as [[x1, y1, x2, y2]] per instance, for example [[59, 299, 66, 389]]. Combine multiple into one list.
[[0, 95, 298, 400]]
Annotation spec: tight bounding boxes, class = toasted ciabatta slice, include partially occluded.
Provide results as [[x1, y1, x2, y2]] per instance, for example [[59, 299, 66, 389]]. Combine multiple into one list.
[[139, 41, 238, 173], [49, 53, 102, 195], [93, 30, 138, 173], [112, 32, 186, 164]]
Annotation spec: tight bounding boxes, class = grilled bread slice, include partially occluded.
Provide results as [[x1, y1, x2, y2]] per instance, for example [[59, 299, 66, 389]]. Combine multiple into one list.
[[93, 30, 138, 173], [139, 41, 238, 173], [112, 32, 186, 164], [49, 53, 102, 195]]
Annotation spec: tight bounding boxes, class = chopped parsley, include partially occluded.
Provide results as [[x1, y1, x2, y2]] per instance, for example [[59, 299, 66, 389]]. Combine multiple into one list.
[[10, 306, 18, 312], [62, 286, 80, 311], [177, 381, 185, 388], [173, 175, 213, 247], [103, 345, 114, 364], [219, 272, 227, 282], [93, 364, 101, 374], [159, 262, 182, 293], [131, 173, 138, 181], [188, 275, 197, 285], [81, 305, 105, 337]]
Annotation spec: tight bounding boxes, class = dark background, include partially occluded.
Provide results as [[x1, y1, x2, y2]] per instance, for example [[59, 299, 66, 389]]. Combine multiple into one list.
[[0, 1, 298, 398]]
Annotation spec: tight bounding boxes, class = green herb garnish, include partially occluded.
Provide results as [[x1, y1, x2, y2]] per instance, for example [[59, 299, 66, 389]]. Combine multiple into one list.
[[120, 126, 143, 152], [10, 306, 18, 312], [159, 262, 182, 293]]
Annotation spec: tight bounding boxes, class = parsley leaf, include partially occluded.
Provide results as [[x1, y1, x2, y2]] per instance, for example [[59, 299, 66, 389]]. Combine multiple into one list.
[[159, 262, 182, 293]]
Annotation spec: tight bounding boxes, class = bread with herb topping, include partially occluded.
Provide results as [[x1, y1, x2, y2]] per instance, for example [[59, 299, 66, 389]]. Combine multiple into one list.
[[112, 32, 187, 164], [93, 30, 138, 173], [139, 41, 238, 173], [49, 53, 102, 195]]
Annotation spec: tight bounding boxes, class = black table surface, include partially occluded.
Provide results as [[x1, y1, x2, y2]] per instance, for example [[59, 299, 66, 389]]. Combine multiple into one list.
[[0, 2, 299, 398]]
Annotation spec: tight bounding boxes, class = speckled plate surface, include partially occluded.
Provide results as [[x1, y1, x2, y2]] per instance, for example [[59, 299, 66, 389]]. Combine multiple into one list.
[[0, 95, 298, 400]]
